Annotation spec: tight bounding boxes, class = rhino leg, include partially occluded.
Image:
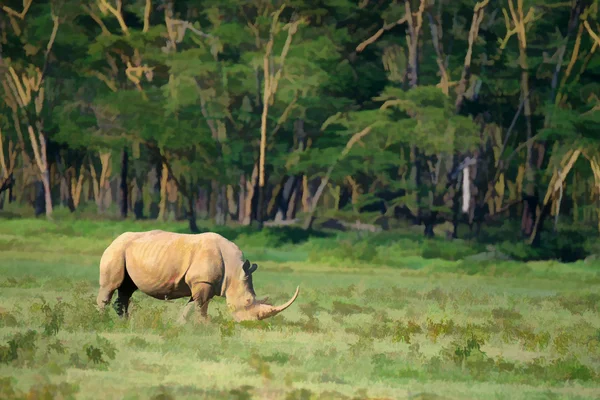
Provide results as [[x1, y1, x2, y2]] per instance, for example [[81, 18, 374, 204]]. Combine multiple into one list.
[[96, 287, 116, 311], [112, 270, 138, 318], [177, 282, 213, 324], [97, 236, 127, 311]]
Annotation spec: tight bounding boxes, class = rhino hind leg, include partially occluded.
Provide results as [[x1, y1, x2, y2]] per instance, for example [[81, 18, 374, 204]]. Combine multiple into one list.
[[96, 287, 116, 311], [97, 237, 128, 311], [113, 269, 138, 318]]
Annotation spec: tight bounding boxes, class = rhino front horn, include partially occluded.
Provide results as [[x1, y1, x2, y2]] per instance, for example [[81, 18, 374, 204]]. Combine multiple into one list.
[[256, 286, 300, 320]]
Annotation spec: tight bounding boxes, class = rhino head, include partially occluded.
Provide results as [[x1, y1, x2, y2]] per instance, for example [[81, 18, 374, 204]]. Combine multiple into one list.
[[226, 259, 299, 322]]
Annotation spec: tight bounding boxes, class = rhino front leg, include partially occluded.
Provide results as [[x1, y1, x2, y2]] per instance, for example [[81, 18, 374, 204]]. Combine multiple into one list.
[[177, 282, 213, 325]]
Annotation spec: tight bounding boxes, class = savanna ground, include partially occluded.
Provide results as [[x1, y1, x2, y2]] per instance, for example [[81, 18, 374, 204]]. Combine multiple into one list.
[[1, 213, 600, 399]]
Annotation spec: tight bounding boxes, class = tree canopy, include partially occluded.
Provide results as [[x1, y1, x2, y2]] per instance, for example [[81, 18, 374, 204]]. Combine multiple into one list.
[[1, 0, 599, 249]]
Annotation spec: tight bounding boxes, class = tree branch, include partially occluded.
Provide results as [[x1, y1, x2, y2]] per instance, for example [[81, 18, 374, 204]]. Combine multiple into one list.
[[82, 5, 111, 35], [1, 0, 32, 20], [584, 20, 600, 47], [455, 0, 489, 112], [269, 92, 298, 141], [143, 0, 152, 33], [356, 16, 408, 53], [426, 12, 449, 95], [98, 0, 129, 36], [303, 125, 373, 229], [0, 173, 14, 195], [270, 16, 306, 98], [39, 13, 60, 86], [498, 95, 526, 168]]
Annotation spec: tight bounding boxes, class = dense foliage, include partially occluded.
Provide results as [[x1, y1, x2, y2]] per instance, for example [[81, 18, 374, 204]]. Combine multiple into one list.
[[1, 0, 600, 249]]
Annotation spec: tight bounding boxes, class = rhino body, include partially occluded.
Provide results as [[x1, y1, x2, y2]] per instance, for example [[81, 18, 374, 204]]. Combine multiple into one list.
[[96, 230, 299, 322]]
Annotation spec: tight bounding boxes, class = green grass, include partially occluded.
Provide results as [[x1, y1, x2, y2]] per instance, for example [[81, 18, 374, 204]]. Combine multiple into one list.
[[1, 218, 599, 399]]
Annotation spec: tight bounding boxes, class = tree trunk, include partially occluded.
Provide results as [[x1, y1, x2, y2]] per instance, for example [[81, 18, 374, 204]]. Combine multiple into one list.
[[133, 178, 145, 220], [41, 168, 53, 218], [238, 174, 246, 224], [424, 217, 436, 238], [120, 147, 128, 219], [147, 165, 160, 219], [524, 0, 586, 243], [530, 203, 551, 247], [60, 173, 68, 208], [29, 128, 53, 219], [274, 176, 299, 221], [287, 185, 299, 220], [257, 184, 265, 230], [157, 162, 168, 221], [90, 152, 112, 214], [411, 145, 423, 226], [226, 184, 237, 221], [186, 183, 199, 233], [34, 180, 45, 217], [243, 164, 258, 225], [197, 186, 209, 219], [403, 1, 427, 234], [214, 182, 226, 225], [209, 180, 217, 221], [65, 168, 76, 212], [451, 185, 461, 239]]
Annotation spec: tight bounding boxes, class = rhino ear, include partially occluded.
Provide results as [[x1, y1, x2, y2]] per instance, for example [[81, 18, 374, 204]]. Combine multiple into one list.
[[242, 260, 251, 273], [247, 263, 258, 275]]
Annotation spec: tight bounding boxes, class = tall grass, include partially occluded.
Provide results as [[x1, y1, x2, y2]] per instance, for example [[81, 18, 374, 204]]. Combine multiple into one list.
[[1, 216, 599, 399]]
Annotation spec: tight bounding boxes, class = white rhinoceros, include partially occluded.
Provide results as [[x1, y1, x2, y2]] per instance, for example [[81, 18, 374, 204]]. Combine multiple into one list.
[[96, 230, 299, 322]]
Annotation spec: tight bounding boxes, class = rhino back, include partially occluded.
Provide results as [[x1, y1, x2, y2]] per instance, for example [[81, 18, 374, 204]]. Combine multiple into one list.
[[99, 231, 160, 288], [122, 231, 241, 299]]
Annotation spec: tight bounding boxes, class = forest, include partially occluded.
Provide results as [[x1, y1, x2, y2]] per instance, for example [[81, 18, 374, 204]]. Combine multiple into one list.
[[1, 0, 600, 255], [3, 2, 600, 398]]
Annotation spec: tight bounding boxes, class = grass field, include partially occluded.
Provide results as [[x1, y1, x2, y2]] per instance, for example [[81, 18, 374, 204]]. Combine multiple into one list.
[[1, 217, 599, 399]]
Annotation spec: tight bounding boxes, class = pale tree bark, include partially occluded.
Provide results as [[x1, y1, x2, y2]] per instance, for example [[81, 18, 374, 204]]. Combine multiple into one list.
[[301, 176, 311, 213], [403, 1, 428, 234], [584, 153, 600, 233], [70, 165, 85, 209], [454, 0, 489, 112], [238, 174, 246, 224], [242, 164, 258, 225], [159, 154, 199, 233], [528, 149, 582, 244], [87, 1, 154, 97], [157, 162, 169, 221], [89, 152, 112, 214], [303, 126, 373, 230], [164, 2, 226, 226], [498, 0, 589, 243], [120, 147, 128, 219], [499, 0, 538, 237], [226, 185, 237, 221], [55, 152, 76, 212], [427, 0, 489, 237], [256, 7, 307, 229], [404, 0, 426, 88], [525, 0, 591, 244], [0, 127, 17, 201], [1, 0, 32, 20], [273, 119, 306, 222], [2, 11, 60, 218], [346, 176, 362, 213]]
